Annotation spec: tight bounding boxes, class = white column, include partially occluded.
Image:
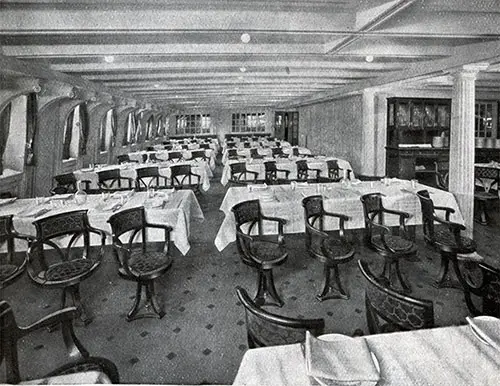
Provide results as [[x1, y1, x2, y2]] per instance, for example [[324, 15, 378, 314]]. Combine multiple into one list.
[[449, 64, 488, 237]]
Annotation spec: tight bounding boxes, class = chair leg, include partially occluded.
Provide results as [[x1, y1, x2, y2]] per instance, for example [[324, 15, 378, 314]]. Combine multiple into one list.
[[317, 264, 349, 301], [434, 252, 462, 289], [61, 285, 92, 326], [394, 260, 412, 294], [127, 282, 143, 321], [254, 268, 283, 307], [145, 281, 165, 319]]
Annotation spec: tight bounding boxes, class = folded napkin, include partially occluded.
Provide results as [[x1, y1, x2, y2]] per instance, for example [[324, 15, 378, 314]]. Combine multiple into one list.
[[102, 201, 123, 212], [466, 316, 500, 351], [50, 193, 74, 200], [247, 183, 268, 191], [305, 331, 380, 386]]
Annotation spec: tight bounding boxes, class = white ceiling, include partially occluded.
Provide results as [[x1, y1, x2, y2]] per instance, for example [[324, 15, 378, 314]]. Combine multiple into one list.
[[1, 0, 500, 110]]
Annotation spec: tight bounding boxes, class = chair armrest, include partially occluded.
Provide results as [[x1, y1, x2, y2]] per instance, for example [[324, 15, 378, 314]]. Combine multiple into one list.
[[432, 214, 466, 231], [434, 205, 455, 221], [323, 211, 350, 237], [261, 215, 287, 226], [21, 306, 79, 336], [383, 208, 411, 219], [87, 226, 107, 245], [305, 221, 329, 240], [145, 223, 174, 233], [12, 231, 36, 243]]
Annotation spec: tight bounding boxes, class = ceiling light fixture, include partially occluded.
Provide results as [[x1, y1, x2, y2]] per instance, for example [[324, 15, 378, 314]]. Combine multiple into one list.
[[240, 33, 251, 44], [365, 55, 374, 63], [239, 67, 247, 73], [103, 55, 115, 63], [153, 84, 160, 88]]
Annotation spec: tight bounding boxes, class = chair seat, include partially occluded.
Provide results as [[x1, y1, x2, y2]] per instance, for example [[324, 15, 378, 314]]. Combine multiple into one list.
[[45, 259, 96, 282], [249, 240, 287, 267], [0, 264, 20, 281], [434, 229, 476, 253], [371, 234, 414, 253], [128, 251, 173, 278], [474, 191, 499, 201], [322, 238, 354, 263]]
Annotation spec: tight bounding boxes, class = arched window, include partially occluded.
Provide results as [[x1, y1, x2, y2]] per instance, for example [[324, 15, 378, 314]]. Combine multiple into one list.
[[123, 112, 137, 146], [62, 103, 89, 160], [100, 108, 116, 152], [1, 94, 34, 175]]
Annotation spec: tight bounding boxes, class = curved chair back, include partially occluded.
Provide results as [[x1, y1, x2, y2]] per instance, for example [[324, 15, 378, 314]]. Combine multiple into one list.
[[462, 262, 500, 317], [236, 287, 324, 348], [50, 173, 78, 195], [326, 160, 341, 181], [358, 260, 434, 333], [0, 215, 32, 289], [97, 168, 133, 192], [167, 151, 183, 162], [136, 166, 161, 191]]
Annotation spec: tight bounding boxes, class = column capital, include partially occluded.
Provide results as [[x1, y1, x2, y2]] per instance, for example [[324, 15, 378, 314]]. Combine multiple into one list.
[[451, 62, 490, 80]]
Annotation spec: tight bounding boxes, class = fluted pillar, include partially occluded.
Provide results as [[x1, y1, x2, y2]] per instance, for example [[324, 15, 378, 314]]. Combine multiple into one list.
[[449, 64, 488, 236]]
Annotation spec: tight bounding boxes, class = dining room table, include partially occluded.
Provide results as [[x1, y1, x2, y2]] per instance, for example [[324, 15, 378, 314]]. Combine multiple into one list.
[[74, 159, 212, 192], [214, 178, 463, 251], [220, 156, 353, 186], [221, 146, 313, 166], [128, 148, 216, 170], [232, 315, 500, 386], [0, 190, 204, 256]]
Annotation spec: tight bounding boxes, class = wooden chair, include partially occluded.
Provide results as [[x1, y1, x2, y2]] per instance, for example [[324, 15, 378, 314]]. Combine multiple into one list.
[[148, 152, 160, 162], [167, 151, 183, 162], [190, 149, 208, 162], [326, 159, 350, 182], [116, 154, 138, 164], [226, 141, 236, 149], [50, 173, 89, 195], [0, 215, 34, 291], [232, 200, 288, 307], [108, 207, 173, 321], [250, 148, 264, 159], [229, 162, 259, 186], [27, 210, 106, 325], [236, 287, 324, 348], [170, 164, 201, 193], [0, 300, 119, 384], [360, 193, 416, 293], [456, 261, 499, 318], [296, 160, 322, 182], [135, 166, 169, 191], [199, 143, 210, 150], [358, 260, 434, 334], [416, 190, 476, 289], [264, 161, 290, 184], [434, 160, 449, 190], [302, 196, 355, 301], [97, 168, 134, 192], [474, 166, 499, 225]]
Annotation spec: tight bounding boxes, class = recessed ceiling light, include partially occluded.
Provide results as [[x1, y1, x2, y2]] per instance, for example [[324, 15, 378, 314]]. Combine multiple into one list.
[[153, 84, 160, 88], [239, 67, 247, 73], [238, 76, 244, 80], [104, 55, 115, 63], [365, 55, 374, 63], [240, 33, 251, 44]]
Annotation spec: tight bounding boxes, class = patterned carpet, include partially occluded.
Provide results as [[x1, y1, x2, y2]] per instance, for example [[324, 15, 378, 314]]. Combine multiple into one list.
[[2, 162, 499, 385]]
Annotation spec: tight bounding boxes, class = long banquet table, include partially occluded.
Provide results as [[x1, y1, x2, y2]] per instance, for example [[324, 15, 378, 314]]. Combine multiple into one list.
[[233, 316, 500, 386], [0, 190, 204, 255], [220, 157, 354, 186], [221, 146, 311, 165], [129, 148, 216, 170], [214, 179, 463, 251], [74, 160, 212, 191]]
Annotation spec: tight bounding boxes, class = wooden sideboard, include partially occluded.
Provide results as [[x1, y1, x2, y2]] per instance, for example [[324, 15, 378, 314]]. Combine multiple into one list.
[[386, 147, 449, 180]]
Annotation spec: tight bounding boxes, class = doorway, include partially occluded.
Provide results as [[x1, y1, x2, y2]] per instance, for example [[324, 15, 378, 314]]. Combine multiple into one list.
[[274, 111, 299, 145]]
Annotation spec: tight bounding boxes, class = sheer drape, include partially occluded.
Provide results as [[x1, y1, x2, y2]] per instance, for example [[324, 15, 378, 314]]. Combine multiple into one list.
[[78, 103, 89, 155], [0, 103, 12, 175], [25, 93, 38, 166], [62, 109, 75, 159]]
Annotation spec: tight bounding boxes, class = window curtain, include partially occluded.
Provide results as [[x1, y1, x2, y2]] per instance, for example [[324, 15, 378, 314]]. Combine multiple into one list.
[[134, 112, 142, 143], [25, 93, 38, 166], [110, 109, 117, 147], [62, 109, 75, 159], [122, 114, 130, 146], [78, 103, 89, 155], [0, 103, 12, 175]]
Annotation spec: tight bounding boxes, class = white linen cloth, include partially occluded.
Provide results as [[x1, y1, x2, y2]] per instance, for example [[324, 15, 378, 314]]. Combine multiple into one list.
[[214, 180, 463, 251], [129, 148, 216, 170], [74, 161, 211, 191], [220, 157, 352, 186], [0, 191, 204, 255], [233, 317, 500, 386], [221, 146, 311, 165]]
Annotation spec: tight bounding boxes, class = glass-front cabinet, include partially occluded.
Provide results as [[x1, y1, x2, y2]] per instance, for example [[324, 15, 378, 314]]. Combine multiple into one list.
[[387, 98, 451, 147]]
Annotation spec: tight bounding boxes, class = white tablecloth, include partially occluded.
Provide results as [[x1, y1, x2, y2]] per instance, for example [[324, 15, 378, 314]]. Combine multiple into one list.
[[214, 180, 463, 251], [0, 191, 204, 255], [222, 147, 311, 165], [129, 149, 216, 170], [233, 317, 500, 386], [74, 161, 212, 191], [220, 157, 354, 186]]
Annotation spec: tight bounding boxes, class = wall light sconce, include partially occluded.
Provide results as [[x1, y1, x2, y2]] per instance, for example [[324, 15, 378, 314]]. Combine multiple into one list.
[[240, 33, 251, 43]]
